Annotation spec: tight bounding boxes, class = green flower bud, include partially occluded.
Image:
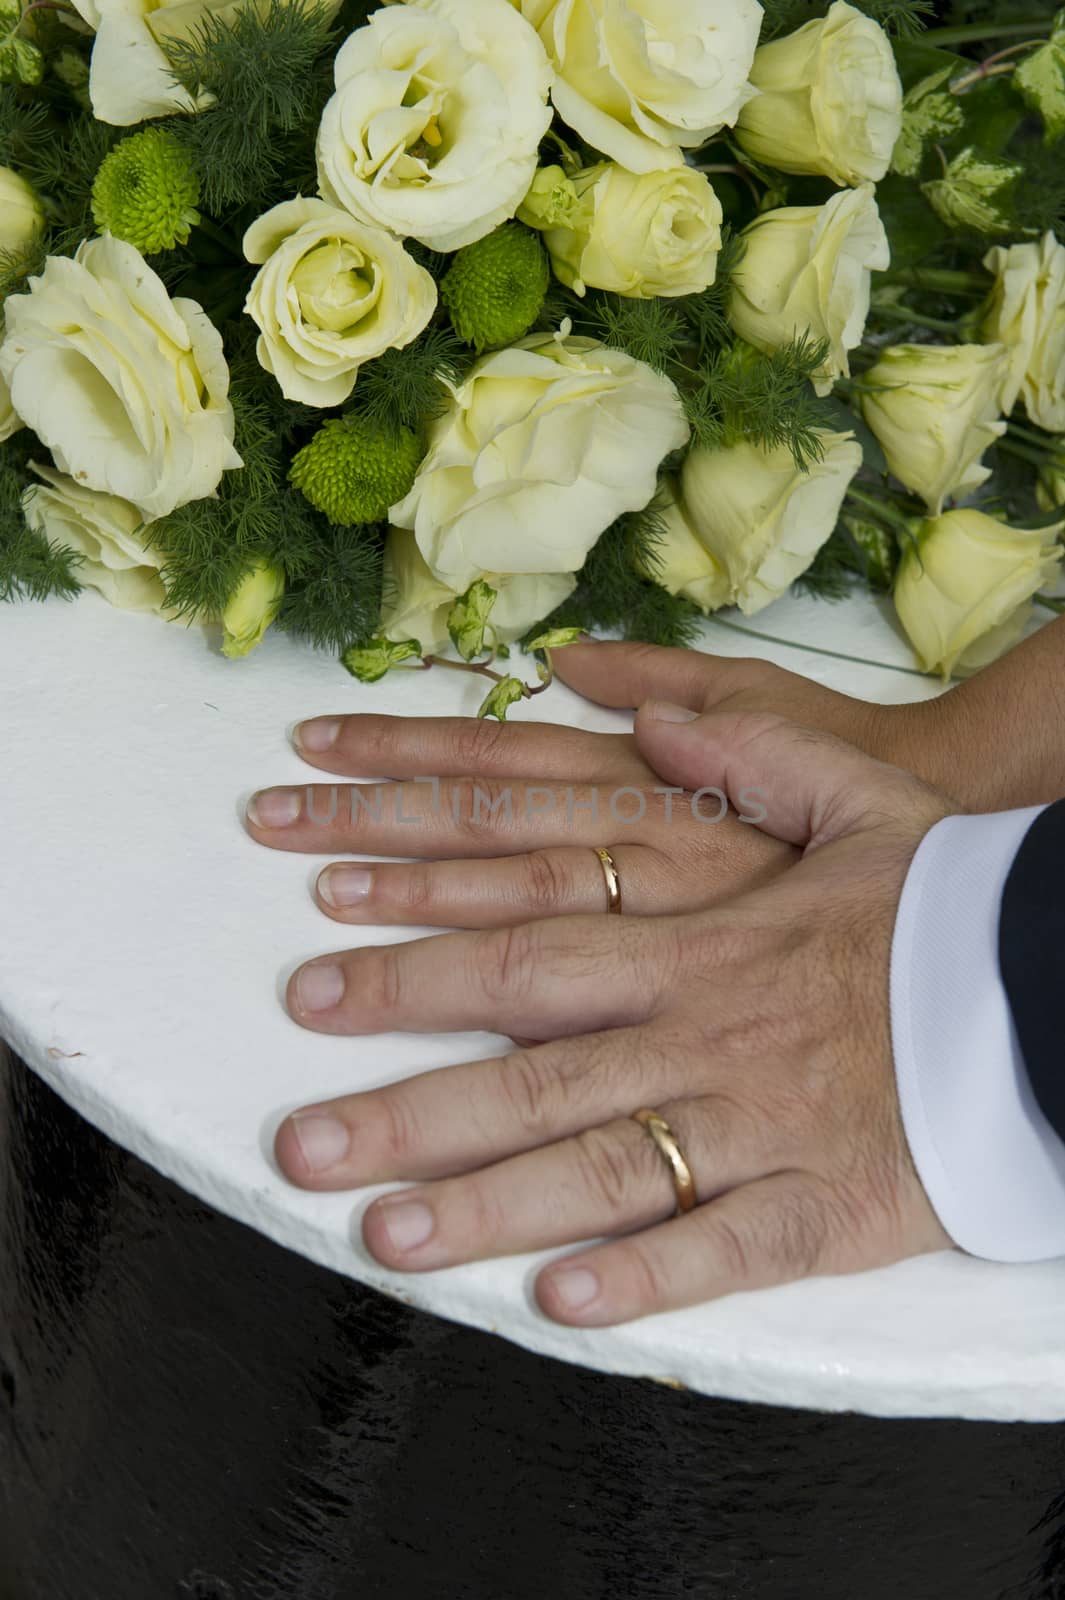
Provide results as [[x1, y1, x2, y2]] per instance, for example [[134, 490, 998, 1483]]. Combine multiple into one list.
[[447, 579, 498, 660], [221, 561, 285, 660], [517, 166, 582, 231], [441, 223, 549, 352], [342, 637, 422, 683], [922, 147, 1022, 237], [477, 676, 527, 721], [290, 418, 422, 526], [841, 515, 897, 592], [92, 130, 201, 255]]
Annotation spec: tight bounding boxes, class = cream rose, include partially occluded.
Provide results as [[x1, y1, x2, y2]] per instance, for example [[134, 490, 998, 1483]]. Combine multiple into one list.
[[983, 232, 1065, 433], [680, 431, 863, 615], [522, 0, 763, 175], [894, 508, 1062, 679], [21, 464, 170, 613], [0, 167, 44, 253], [860, 343, 1009, 515], [729, 185, 890, 396], [242, 198, 437, 407], [316, 0, 552, 253], [390, 328, 690, 590], [0, 234, 242, 520], [0, 371, 19, 444], [649, 479, 732, 614], [735, 1, 902, 187], [381, 528, 576, 651], [526, 162, 723, 299]]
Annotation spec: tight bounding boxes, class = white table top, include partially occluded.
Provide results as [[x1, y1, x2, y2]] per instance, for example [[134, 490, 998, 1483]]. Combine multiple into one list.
[[3, 587, 1064, 1422]]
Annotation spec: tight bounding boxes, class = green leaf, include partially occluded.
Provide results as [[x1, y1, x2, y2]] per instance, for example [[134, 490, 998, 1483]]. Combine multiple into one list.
[[892, 69, 965, 177], [524, 626, 584, 652], [477, 676, 527, 721], [922, 146, 1023, 234], [341, 637, 422, 684], [1016, 14, 1065, 143], [0, 33, 44, 86], [447, 578, 498, 661]]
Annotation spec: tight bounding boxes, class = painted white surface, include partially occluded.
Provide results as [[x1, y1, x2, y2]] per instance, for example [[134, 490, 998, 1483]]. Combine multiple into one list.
[[2, 588, 1064, 1422]]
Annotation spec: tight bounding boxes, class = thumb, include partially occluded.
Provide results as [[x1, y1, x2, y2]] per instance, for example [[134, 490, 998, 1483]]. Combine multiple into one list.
[[634, 702, 937, 850]]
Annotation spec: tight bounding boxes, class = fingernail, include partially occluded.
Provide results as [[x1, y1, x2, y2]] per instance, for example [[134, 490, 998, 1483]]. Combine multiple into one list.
[[295, 717, 342, 754], [247, 788, 301, 827], [546, 1266, 600, 1311], [375, 1197, 434, 1253], [319, 866, 373, 908], [291, 1112, 350, 1173], [648, 701, 698, 724], [295, 962, 345, 1012]]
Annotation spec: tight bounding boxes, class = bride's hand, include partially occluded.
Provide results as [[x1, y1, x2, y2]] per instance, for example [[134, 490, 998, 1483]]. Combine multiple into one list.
[[246, 699, 796, 928]]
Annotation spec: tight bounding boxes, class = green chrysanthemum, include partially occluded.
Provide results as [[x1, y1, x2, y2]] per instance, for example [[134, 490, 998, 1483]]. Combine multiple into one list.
[[92, 130, 201, 254], [441, 224, 549, 352], [289, 418, 422, 526]]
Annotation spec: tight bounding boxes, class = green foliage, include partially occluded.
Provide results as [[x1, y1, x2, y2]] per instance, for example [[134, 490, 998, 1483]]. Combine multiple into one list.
[[6, 105, 120, 256], [683, 335, 836, 470], [0, 433, 82, 602], [524, 500, 703, 649], [163, 0, 337, 213], [761, 0, 933, 39], [583, 294, 688, 374], [279, 522, 385, 653], [678, 229, 746, 356], [346, 327, 472, 435]]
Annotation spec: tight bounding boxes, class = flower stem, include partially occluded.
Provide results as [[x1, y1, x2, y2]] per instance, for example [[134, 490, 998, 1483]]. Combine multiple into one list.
[[1008, 419, 1057, 452], [998, 436, 1051, 469], [1035, 594, 1065, 614], [924, 20, 1050, 45], [421, 653, 507, 685], [846, 485, 921, 537], [884, 267, 988, 296], [868, 303, 965, 334]]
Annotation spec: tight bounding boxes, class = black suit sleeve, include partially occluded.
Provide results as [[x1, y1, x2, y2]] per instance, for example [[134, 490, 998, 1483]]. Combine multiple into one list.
[[999, 798, 1065, 1144]]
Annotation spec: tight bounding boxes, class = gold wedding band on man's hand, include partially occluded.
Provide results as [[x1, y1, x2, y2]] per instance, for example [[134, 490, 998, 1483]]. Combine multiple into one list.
[[594, 847, 622, 914], [631, 1108, 697, 1216]]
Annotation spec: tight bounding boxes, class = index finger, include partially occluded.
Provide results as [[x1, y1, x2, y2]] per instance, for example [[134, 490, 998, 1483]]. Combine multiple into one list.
[[552, 640, 755, 712]]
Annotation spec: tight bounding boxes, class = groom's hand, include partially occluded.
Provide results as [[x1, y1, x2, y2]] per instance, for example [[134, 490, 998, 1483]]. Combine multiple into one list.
[[272, 708, 955, 1325]]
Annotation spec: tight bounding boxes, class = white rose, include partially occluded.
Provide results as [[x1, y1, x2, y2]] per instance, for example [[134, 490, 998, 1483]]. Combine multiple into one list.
[[522, 0, 763, 175], [381, 528, 575, 651], [0, 369, 21, 443], [894, 508, 1063, 678], [983, 232, 1065, 433], [860, 343, 1009, 515], [242, 198, 437, 407], [390, 329, 689, 591], [316, 0, 552, 253], [0, 235, 242, 520], [526, 162, 723, 299], [649, 479, 732, 613], [21, 464, 170, 614], [0, 167, 44, 253], [680, 432, 863, 615], [735, 1, 902, 187], [729, 185, 890, 396]]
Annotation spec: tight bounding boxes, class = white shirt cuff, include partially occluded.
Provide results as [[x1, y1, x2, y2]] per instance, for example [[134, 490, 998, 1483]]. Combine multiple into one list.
[[891, 807, 1065, 1263]]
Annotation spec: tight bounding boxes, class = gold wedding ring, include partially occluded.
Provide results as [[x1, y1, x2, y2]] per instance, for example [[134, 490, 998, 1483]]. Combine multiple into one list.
[[631, 1109, 697, 1216], [594, 846, 622, 915]]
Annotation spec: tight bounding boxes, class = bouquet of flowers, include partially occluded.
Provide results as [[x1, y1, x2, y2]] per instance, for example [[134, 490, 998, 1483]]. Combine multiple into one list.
[[3, 0, 1065, 713]]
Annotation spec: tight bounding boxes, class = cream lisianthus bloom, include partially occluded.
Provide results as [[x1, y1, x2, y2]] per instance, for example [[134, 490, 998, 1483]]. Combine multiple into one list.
[[735, 1, 902, 187], [221, 560, 285, 659], [0, 371, 19, 444], [680, 432, 863, 616], [521, 0, 763, 175], [243, 198, 437, 407], [983, 233, 1065, 433], [0, 235, 242, 521], [316, 0, 552, 253], [21, 464, 171, 613], [381, 528, 575, 651], [894, 509, 1063, 679], [0, 167, 44, 252], [729, 186, 890, 395], [648, 479, 732, 614], [391, 328, 689, 591], [860, 343, 1009, 515], [525, 162, 723, 299]]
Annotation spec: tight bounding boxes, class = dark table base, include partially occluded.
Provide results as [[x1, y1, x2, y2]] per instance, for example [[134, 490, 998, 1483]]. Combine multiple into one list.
[[1, 1046, 1064, 1600]]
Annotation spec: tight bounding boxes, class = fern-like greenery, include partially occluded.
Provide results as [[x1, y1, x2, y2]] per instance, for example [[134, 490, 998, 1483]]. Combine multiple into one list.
[[345, 326, 473, 436], [0, 434, 82, 603], [163, 0, 338, 213], [761, 0, 934, 38]]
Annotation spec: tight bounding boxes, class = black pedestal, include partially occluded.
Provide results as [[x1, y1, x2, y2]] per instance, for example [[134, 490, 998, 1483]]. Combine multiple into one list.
[[1, 1044, 1063, 1600]]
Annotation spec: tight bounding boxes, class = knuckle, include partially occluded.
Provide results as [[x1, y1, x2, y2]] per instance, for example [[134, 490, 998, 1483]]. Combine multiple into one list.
[[396, 861, 437, 917], [450, 717, 512, 773], [452, 776, 517, 840], [360, 942, 405, 1017], [573, 1126, 646, 1214], [377, 1084, 423, 1170], [472, 922, 539, 1005], [498, 1048, 560, 1136], [522, 849, 572, 914], [771, 1186, 828, 1277], [619, 1234, 673, 1311], [458, 1175, 509, 1251], [707, 1213, 754, 1282]]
